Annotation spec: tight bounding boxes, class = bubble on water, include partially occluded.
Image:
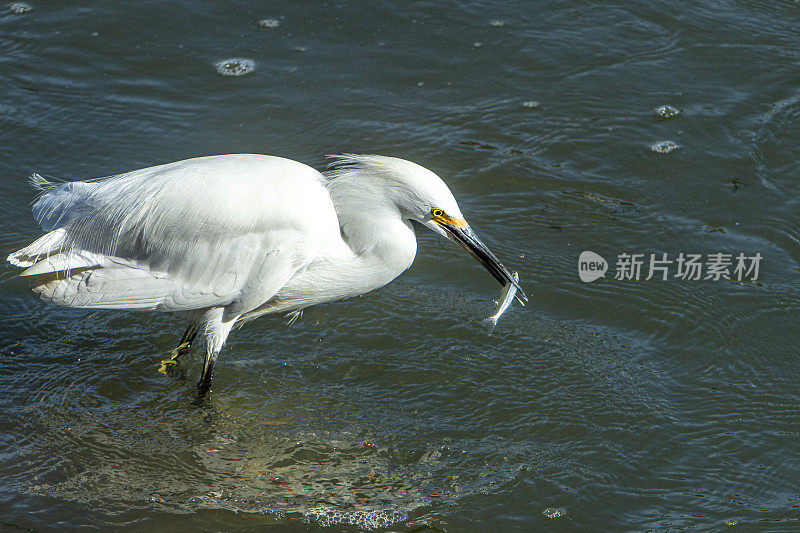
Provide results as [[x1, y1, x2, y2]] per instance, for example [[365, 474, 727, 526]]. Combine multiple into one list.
[[257, 18, 280, 29], [293, 46, 307, 53], [473, 42, 483, 48], [522, 100, 539, 109], [542, 507, 566, 519], [650, 140, 679, 153], [489, 19, 507, 27], [724, 519, 738, 526], [304, 506, 406, 530], [9, 2, 32, 14], [214, 58, 256, 77], [655, 104, 680, 119]]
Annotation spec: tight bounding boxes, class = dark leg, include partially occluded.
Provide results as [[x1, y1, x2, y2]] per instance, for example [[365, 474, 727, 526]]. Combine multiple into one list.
[[196, 349, 218, 398], [158, 324, 200, 374], [192, 307, 234, 399], [177, 324, 200, 352]]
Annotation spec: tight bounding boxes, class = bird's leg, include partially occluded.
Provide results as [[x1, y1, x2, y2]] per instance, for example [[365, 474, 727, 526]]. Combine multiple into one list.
[[196, 348, 218, 398], [158, 323, 200, 374], [194, 308, 237, 398]]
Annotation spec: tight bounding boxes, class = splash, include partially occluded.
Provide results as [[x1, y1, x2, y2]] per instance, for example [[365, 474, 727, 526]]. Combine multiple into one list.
[[257, 18, 280, 29], [543, 507, 566, 519], [650, 140, 679, 153], [9, 2, 32, 14], [304, 507, 407, 530], [214, 58, 256, 77], [655, 104, 680, 119]]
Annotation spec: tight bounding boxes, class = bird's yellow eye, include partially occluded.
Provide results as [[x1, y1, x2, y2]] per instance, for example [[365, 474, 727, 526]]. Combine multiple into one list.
[[432, 208, 444, 218]]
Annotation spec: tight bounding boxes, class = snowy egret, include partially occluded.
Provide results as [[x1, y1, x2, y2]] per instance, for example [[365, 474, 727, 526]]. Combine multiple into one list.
[[8, 154, 527, 395]]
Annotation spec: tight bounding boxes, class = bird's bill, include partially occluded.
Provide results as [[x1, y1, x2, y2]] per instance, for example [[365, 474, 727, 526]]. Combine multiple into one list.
[[436, 219, 528, 305]]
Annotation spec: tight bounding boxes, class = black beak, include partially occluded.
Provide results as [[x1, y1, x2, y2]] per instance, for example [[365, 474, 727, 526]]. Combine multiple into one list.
[[440, 222, 528, 305]]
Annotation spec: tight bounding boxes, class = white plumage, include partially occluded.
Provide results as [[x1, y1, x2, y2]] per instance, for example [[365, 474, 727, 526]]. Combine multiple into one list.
[[8, 153, 525, 395]]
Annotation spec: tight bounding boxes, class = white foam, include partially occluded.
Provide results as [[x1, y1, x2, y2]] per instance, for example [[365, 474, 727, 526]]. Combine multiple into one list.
[[258, 18, 280, 29], [304, 506, 406, 530], [650, 140, 679, 153], [10, 2, 32, 14], [542, 507, 566, 519], [214, 58, 256, 77], [655, 104, 680, 119]]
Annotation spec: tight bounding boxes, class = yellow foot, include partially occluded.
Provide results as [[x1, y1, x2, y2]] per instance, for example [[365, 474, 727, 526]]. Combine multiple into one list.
[[157, 357, 177, 375], [157, 345, 188, 375]]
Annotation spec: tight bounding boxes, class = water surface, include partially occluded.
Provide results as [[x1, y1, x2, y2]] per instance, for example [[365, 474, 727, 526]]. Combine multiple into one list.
[[1, 1, 799, 530]]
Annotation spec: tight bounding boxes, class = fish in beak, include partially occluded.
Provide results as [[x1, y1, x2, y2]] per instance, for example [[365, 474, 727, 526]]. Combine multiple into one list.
[[430, 211, 528, 305]]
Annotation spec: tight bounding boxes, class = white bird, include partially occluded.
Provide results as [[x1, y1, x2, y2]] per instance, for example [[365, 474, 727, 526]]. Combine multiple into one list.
[[8, 154, 526, 396]]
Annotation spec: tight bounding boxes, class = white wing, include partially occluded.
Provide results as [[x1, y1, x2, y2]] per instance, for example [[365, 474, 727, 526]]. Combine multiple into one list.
[[9, 154, 342, 317]]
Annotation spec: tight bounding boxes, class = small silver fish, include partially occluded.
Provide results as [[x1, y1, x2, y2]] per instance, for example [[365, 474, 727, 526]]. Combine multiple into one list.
[[483, 271, 519, 335]]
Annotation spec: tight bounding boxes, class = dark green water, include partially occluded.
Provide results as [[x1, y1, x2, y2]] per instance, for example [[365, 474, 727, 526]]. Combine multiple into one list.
[[1, 1, 799, 530]]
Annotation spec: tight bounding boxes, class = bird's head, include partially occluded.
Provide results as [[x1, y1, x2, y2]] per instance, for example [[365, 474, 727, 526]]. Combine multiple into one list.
[[327, 154, 527, 304]]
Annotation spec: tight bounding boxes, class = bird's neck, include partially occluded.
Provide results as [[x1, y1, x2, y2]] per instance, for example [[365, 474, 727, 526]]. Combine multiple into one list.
[[327, 179, 418, 290], [338, 210, 417, 288]]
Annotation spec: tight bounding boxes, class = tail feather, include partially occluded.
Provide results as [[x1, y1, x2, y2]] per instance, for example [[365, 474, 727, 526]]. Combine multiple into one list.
[[7, 228, 68, 267], [28, 265, 176, 310], [21, 254, 230, 311], [10, 231, 191, 310], [20, 249, 104, 277]]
